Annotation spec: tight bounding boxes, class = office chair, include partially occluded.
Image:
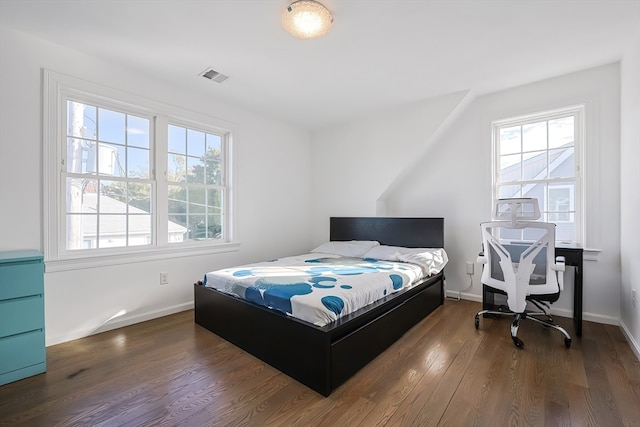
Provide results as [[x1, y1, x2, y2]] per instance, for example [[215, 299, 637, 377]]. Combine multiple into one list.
[[474, 198, 572, 349]]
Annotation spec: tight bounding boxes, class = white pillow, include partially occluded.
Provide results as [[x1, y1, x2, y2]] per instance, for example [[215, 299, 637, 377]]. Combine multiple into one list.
[[397, 249, 449, 275], [361, 245, 406, 261], [363, 245, 435, 260], [310, 240, 380, 257], [363, 246, 449, 275]]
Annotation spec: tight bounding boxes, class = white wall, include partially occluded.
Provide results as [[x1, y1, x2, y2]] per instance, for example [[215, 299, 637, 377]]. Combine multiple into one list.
[[311, 64, 622, 324], [309, 91, 470, 243], [620, 36, 640, 358], [0, 28, 312, 345]]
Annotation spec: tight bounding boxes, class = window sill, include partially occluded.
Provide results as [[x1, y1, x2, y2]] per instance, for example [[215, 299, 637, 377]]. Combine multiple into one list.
[[583, 247, 601, 261], [44, 242, 241, 273]]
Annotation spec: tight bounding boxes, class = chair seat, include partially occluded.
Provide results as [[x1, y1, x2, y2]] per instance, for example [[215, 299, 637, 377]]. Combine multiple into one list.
[[485, 285, 560, 305], [528, 293, 560, 303]]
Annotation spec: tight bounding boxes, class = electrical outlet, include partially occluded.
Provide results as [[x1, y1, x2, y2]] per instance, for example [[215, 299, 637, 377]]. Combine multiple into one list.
[[160, 272, 169, 285], [632, 288, 637, 308], [466, 261, 474, 275]]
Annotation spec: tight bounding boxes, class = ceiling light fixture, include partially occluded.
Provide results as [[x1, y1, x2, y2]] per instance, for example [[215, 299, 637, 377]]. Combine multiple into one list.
[[282, 0, 333, 39]]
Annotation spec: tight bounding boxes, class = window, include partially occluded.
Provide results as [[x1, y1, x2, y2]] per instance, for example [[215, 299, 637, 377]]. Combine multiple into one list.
[[65, 100, 153, 250], [166, 124, 225, 243], [44, 71, 235, 269], [492, 106, 583, 244]]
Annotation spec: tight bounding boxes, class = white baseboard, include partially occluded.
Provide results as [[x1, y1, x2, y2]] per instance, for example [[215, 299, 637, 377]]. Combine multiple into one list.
[[46, 301, 194, 346], [446, 291, 620, 325], [547, 306, 620, 325], [445, 290, 482, 302], [619, 320, 640, 362], [94, 302, 194, 334]]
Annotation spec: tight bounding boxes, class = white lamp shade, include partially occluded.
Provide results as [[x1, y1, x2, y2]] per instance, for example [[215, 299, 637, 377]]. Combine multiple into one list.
[[282, 0, 333, 39]]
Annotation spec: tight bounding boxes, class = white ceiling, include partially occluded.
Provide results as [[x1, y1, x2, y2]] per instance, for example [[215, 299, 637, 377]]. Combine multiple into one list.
[[1, 0, 639, 130]]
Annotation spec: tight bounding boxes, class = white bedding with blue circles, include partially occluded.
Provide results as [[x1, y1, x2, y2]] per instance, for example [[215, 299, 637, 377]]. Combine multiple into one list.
[[203, 251, 446, 326]]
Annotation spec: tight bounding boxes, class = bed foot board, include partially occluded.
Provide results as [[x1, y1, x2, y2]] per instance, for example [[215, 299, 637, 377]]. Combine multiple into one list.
[[194, 274, 443, 396]]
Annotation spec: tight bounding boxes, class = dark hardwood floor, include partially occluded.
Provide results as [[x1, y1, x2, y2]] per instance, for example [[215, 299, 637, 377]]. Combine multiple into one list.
[[1, 300, 639, 426]]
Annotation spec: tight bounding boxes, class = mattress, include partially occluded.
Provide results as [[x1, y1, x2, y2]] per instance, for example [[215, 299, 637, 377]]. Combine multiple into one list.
[[203, 249, 447, 326]]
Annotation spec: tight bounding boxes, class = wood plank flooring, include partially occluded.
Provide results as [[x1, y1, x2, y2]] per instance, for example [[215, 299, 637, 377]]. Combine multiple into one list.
[[1, 300, 639, 426]]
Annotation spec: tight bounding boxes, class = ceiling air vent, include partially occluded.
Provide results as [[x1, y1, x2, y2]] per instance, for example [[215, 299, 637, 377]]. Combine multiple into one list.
[[199, 67, 229, 83]]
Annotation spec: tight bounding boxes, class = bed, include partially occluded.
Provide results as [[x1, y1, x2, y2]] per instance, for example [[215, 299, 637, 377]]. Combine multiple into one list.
[[194, 217, 446, 396]]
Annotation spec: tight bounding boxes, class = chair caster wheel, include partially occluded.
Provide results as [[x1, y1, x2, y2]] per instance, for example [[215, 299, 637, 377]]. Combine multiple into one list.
[[474, 315, 480, 329], [564, 337, 572, 348], [512, 337, 524, 348]]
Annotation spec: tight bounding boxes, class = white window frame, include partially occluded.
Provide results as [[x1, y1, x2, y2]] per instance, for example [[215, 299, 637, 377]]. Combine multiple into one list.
[[491, 105, 585, 245], [63, 96, 157, 250], [43, 70, 238, 272], [546, 184, 575, 223], [164, 119, 229, 244]]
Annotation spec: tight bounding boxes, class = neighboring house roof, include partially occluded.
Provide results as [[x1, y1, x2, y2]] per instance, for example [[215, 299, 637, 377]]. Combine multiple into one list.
[[500, 144, 574, 198], [78, 193, 186, 236]]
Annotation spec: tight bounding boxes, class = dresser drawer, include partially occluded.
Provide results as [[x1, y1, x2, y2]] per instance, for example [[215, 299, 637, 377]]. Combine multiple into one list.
[[0, 261, 43, 300], [0, 329, 46, 374], [0, 295, 44, 337]]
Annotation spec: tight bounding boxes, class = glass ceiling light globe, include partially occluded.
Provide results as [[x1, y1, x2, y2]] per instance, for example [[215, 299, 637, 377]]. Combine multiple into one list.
[[282, 0, 333, 39]]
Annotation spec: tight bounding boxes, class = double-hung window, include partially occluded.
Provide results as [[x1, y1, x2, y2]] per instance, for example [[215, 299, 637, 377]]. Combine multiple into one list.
[[64, 99, 154, 250], [166, 123, 226, 242], [44, 71, 234, 269], [492, 106, 584, 244]]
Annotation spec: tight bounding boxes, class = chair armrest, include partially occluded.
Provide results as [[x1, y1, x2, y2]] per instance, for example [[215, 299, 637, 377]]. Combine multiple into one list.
[[477, 255, 487, 264], [553, 257, 566, 271], [552, 257, 566, 291]]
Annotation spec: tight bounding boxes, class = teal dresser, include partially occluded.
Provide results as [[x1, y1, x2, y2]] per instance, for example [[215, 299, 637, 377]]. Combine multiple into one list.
[[0, 250, 46, 386]]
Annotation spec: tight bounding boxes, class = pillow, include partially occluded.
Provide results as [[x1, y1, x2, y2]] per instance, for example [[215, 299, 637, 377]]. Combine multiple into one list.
[[362, 245, 435, 260], [397, 249, 449, 275], [361, 245, 406, 261], [363, 246, 449, 275], [310, 240, 380, 257]]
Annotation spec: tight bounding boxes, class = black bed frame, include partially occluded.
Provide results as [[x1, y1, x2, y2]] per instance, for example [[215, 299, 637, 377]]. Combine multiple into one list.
[[194, 217, 445, 396]]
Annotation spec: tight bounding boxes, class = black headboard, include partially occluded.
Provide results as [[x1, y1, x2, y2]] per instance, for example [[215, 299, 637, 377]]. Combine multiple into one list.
[[330, 217, 445, 248]]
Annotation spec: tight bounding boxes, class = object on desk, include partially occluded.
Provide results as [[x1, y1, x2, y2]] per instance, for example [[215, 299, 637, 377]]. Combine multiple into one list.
[[474, 198, 572, 349]]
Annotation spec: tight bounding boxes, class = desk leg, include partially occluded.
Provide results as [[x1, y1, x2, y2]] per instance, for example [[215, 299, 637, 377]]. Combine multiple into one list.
[[573, 264, 583, 337]]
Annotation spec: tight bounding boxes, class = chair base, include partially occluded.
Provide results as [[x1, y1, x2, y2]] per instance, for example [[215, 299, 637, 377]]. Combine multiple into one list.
[[475, 305, 572, 349]]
